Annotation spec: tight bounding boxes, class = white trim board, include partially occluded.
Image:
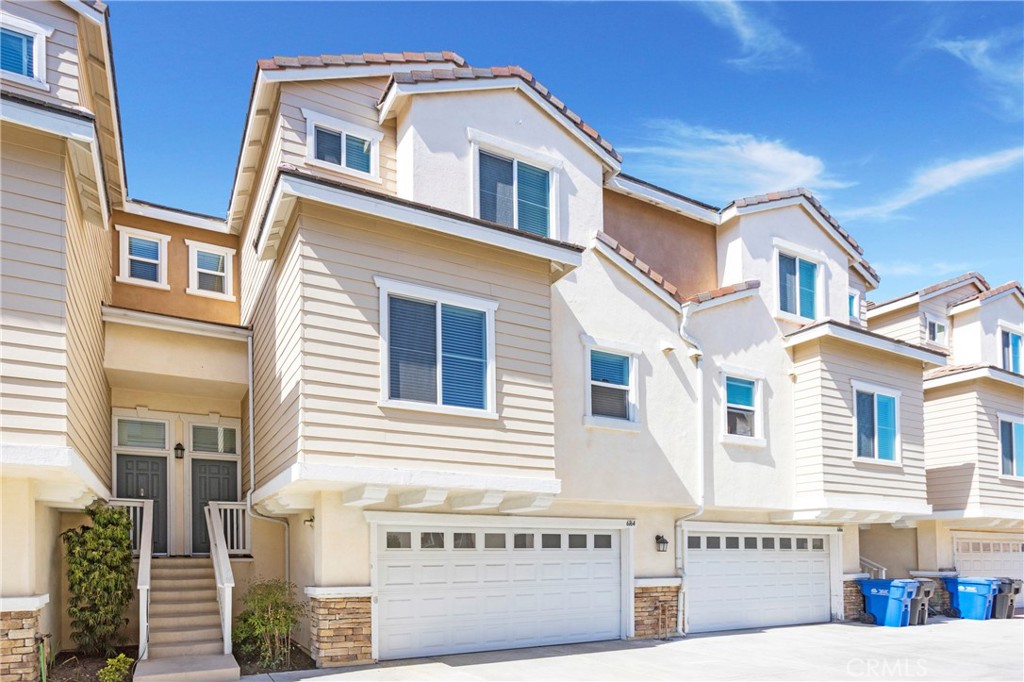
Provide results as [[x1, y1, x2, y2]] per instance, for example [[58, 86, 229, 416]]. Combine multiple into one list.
[[123, 201, 228, 233], [604, 175, 718, 225], [784, 322, 947, 366], [101, 305, 250, 342], [924, 367, 1024, 390]]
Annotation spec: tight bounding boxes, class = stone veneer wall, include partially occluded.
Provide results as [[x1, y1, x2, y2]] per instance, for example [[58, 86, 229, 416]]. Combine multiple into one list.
[[928, 580, 951, 616], [310, 597, 372, 667], [634, 585, 679, 639], [0, 610, 40, 682], [843, 581, 865, 621]]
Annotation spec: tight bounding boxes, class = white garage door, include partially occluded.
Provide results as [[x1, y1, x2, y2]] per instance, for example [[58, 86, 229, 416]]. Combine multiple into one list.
[[955, 537, 1024, 579], [377, 524, 622, 660], [686, 531, 832, 633]]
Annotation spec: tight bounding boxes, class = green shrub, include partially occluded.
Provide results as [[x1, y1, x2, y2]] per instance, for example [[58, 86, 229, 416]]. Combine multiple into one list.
[[233, 579, 306, 669], [60, 501, 135, 656], [97, 653, 134, 682]]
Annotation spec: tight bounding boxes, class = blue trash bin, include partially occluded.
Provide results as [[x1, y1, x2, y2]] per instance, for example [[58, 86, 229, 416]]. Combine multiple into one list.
[[940, 577, 999, 620], [858, 579, 919, 626]]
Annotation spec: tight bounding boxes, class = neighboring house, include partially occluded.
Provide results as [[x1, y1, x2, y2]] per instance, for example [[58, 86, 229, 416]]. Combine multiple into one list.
[[861, 274, 1024, 600], [0, 2, 1020, 682]]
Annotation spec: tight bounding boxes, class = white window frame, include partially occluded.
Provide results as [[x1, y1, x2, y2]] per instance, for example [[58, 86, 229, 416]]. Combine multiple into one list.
[[851, 379, 902, 465], [772, 238, 825, 324], [848, 289, 861, 325], [924, 312, 948, 348], [997, 321, 1023, 373], [581, 334, 640, 432], [719, 364, 766, 447], [374, 276, 498, 420], [997, 412, 1024, 480], [301, 107, 383, 183], [0, 12, 54, 91], [468, 127, 561, 240], [115, 225, 171, 290], [185, 239, 236, 302]]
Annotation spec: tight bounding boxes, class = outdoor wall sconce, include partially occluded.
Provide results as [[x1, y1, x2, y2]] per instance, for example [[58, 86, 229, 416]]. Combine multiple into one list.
[[304, 515, 315, 529], [655, 534, 669, 552], [174, 442, 185, 459]]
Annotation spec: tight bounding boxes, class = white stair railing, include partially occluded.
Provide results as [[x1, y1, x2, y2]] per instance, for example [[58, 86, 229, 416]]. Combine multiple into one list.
[[210, 501, 251, 555], [205, 504, 235, 655], [861, 556, 887, 579], [110, 498, 153, 660]]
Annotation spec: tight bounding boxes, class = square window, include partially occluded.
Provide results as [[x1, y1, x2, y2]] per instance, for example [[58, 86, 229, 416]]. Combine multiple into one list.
[[541, 533, 561, 549], [514, 533, 534, 549], [478, 150, 550, 237], [420, 532, 444, 549], [589, 349, 633, 421], [117, 227, 169, 289], [386, 532, 411, 549], [687, 535, 702, 550], [779, 253, 817, 319], [762, 537, 775, 550], [812, 538, 824, 551], [568, 534, 587, 549], [594, 534, 612, 549], [926, 317, 947, 346], [779, 537, 793, 550], [128, 237, 159, 281], [744, 537, 758, 550], [186, 240, 236, 300], [796, 538, 809, 550], [725, 536, 740, 549], [453, 532, 476, 549], [725, 376, 758, 438], [706, 536, 721, 550], [484, 533, 506, 549]]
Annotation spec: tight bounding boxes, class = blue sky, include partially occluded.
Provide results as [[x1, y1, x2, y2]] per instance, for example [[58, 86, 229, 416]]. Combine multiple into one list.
[[109, 1, 1023, 300]]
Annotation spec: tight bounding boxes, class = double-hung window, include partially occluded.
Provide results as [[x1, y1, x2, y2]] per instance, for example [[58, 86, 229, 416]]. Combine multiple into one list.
[[778, 252, 818, 320], [589, 350, 632, 420], [999, 416, 1024, 477], [0, 14, 52, 89], [926, 315, 948, 346], [116, 226, 170, 290], [185, 240, 235, 301], [377, 277, 497, 416], [1002, 330, 1022, 373], [725, 376, 757, 438], [853, 381, 899, 461], [479, 150, 550, 238], [302, 108, 382, 181]]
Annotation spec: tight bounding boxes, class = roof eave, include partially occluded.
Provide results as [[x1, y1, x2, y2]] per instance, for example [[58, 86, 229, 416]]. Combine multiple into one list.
[[784, 321, 947, 366], [924, 367, 1024, 390], [604, 175, 720, 225]]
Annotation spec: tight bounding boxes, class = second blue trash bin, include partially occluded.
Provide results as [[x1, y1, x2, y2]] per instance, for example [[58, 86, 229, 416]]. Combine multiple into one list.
[[940, 577, 999, 620], [858, 579, 919, 626]]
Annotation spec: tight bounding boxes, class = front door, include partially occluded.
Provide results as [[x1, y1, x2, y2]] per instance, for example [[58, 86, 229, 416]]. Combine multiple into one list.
[[117, 454, 168, 554], [191, 459, 238, 554]]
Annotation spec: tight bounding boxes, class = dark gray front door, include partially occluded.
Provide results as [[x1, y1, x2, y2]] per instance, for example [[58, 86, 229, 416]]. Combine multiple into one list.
[[192, 459, 238, 554], [117, 454, 168, 554]]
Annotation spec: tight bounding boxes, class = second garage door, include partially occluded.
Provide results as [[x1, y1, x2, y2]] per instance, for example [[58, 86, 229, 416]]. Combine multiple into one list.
[[954, 536, 1024, 579], [376, 523, 622, 660], [686, 530, 833, 633]]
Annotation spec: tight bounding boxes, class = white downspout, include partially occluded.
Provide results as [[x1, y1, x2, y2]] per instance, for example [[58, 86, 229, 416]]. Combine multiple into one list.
[[245, 335, 291, 582], [674, 303, 706, 636]]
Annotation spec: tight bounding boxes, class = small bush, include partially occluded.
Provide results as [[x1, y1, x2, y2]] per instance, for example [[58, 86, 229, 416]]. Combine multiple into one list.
[[61, 501, 135, 656], [233, 579, 306, 669], [97, 653, 134, 682]]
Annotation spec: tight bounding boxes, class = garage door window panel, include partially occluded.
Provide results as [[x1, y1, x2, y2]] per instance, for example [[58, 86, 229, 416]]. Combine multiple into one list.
[[594, 534, 612, 549], [421, 532, 445, 549], [484, 533, 506, 549]]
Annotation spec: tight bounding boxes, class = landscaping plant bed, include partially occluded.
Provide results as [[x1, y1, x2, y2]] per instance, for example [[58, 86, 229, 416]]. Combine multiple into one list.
[[49, 646, 138, 682], [237, 642, 316, 677]]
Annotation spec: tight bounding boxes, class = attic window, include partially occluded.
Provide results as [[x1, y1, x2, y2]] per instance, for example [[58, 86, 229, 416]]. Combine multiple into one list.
[[478, 150, 550, 238], [302, 108, 383, 181]]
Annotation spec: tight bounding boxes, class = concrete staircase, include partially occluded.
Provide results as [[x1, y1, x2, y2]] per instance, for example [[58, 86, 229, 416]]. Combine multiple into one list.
[[135, 557, 239, 682]]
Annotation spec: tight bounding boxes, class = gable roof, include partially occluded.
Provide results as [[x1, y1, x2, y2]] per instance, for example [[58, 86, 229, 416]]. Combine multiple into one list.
[[866, 272, 989, 316], [947, 280, 1023, 310], [378, 66, 622, 165], [256, 51, 467, 71], [595, 231, 684, 303]]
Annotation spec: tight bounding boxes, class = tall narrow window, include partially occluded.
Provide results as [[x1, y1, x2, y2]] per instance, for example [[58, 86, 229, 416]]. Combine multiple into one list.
[[1000, 419, 1024, 477], [440, 305, 487, 409], [589, 350, 632, 420], [855, 385, 898, 461], [388, 297, 438, 404], [116, 226, 170, 289], [725, 376, 757, 437], [478, 150, 550, 237], [778, 253, 817, 319], [1002, 330, 1021, 373]]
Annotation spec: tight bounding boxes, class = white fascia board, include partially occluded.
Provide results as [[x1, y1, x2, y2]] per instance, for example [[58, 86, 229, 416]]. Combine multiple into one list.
[[58, 0, 104, 24], [723, 196, 862, 262], [866, 294, 920, 319], [261, 64, 428, 83], [593, 240, 681, 313], [227, 74, 276, 233], [949, 287, 1024, 316], [924, 367, 1024, 390], [605, 175, 719, 225], [101, 305, 250, 342], [852, 260, 880, 290], [123, 201, 228, 233], [870, 277, 989, 319], [681, 288, 758, 314], [0, 444, 110, 500], [381, 79, 621, 172], [265, 174, 583, 267], [252, 461, 561, 505], [784, 322, 947, 366], [364, 510, 627, 529]]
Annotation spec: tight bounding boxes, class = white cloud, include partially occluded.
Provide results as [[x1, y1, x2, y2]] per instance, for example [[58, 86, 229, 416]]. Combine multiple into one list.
[[932, 31, 1023, 118], [694, 1, 806, 71], [872, 260, 973, 278], [845, 147, 1024, 220], [621, 120, 851, 203]]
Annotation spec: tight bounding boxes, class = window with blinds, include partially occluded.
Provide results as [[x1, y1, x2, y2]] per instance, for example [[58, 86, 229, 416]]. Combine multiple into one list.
[[117, 419, 167, 450], [192, 425, 237, 454], [128, 236, 161, 282], [778, 253, 817, 319], [1, 28, 32, 77], [589, 350, 632, 420], [388, 295, 489, 410], [314, 126, 374, 175], [479, 150, 550, 237], [855, 389, 897, 460]]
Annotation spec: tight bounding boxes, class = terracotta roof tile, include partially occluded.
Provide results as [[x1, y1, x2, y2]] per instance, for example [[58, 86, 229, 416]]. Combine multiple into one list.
[[683, 281, 761, 304], [869, 272, 990, 311], [924, 363, 1021, 381], [948, 280, 1022, 308], [259, 51, 467, 72], [595, 232, 686, 303]]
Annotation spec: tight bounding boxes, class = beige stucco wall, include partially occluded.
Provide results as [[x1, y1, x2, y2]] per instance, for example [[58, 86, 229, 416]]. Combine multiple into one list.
[[0, 0, 84, 109], [859, 524, 919, 578]]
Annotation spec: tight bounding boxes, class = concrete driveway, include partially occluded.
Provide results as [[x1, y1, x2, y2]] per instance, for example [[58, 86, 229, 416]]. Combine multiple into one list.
[[243, 616, 1023, 681]]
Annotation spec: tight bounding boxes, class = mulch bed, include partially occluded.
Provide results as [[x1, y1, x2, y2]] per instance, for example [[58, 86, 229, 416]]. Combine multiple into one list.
[[49, 646, 138, 682], [237, 643, 316, 677]]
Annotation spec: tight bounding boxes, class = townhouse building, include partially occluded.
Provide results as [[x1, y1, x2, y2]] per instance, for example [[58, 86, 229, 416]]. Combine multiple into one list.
[[0, 1, 1020, 681]]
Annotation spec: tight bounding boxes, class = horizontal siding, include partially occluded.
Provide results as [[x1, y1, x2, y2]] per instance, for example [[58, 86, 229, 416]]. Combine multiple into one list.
[[295, 202, 555, 478], [63, 159, 111, 486], [792, 344, 825, 498], [0, 126, 68, 445], [975, 381, 1024, 507], [278, 78, 398, 194], [0, 0, 83, 108], [868, 308, 921, 345], [922, 384, 980, 510]]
